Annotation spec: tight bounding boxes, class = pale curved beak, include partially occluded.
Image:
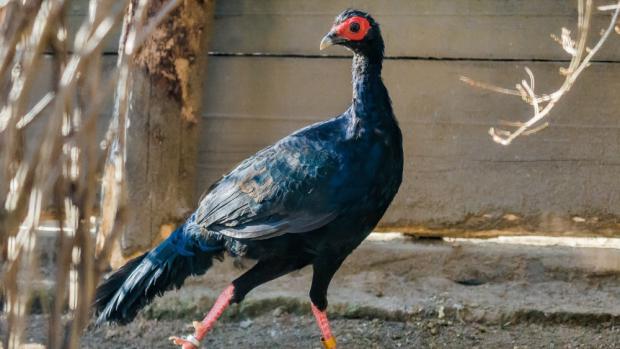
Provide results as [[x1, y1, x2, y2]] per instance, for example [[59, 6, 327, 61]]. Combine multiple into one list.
[[320, 34, 334, 50], [320, 30, 344, 50]]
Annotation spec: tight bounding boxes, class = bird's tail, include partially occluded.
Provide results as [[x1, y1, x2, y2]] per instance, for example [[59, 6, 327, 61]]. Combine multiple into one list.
[[93, 224, 223, 325]]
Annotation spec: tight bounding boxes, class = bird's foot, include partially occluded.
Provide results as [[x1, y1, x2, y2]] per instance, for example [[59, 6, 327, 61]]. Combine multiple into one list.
[[168, 285, 235, 348], [169, 334, 200, 349], [169, 321, 204, 348]]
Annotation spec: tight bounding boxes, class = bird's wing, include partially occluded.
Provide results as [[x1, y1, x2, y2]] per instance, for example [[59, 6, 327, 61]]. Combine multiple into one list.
[[194, 133, 344, 240]]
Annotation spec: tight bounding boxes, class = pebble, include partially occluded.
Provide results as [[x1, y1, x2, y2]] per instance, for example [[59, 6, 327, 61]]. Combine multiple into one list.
[[503, 214, 520, 221], [437, 305, 445, 319], [272, 306, 285, 317], [239, 319, 253, 329]]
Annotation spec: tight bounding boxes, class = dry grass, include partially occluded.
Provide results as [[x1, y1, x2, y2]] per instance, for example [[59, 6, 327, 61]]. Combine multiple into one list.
[[0, 0, 179, 347]]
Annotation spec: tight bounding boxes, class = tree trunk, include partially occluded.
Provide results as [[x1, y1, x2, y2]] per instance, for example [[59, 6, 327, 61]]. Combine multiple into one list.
[[102, 0, 215, 265]]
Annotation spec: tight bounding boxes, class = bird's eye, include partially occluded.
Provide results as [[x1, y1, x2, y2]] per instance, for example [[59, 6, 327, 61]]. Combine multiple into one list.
[[336, 16, 370, 41]]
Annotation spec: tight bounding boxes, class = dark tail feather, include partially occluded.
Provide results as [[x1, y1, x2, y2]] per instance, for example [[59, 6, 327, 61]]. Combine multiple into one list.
[[93, 226, 223, 325]]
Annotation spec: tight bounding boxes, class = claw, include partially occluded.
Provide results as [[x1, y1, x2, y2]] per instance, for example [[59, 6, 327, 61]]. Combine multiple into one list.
[[169, 334, 200, 349], [321, 336, 337, 349]]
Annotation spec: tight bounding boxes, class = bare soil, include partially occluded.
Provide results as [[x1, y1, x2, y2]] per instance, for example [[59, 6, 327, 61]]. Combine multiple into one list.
[[4, 236, 620, 348], [12, 312, 620, 349]]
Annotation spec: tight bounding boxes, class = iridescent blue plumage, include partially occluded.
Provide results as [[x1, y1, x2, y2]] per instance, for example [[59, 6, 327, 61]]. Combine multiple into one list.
[[95, 9, 403, 327]]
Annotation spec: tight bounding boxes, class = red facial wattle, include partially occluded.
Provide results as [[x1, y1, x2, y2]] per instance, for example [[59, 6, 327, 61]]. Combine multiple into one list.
[[335, 16, 370, 41]]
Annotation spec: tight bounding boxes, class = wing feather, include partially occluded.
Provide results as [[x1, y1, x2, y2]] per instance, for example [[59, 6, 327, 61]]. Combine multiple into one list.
[[194, 131, 343, 240]]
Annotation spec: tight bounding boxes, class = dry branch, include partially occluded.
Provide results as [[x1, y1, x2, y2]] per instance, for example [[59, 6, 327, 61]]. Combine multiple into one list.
[[461, 0, 620, 145], [0, 0, 185, 347]]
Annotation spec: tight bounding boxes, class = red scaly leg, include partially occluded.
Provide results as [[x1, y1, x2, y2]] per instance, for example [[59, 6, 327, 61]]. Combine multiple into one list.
[[169, 284, 235, 349], [311, 303, 337, 349]]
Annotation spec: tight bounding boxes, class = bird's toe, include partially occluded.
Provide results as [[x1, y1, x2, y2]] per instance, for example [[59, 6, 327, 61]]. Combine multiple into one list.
[[169, 335, 200, 349]]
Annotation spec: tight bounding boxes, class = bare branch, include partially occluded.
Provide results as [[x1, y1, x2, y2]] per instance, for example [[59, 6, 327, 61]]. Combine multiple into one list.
[[0, 0, 185, 347], [462, 0, 620, 145]]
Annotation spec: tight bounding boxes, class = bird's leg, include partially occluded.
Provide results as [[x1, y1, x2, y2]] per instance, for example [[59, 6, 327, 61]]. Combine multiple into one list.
[[170, 258, 305, 348], [311, 302, 337, 349], [309, 255, 347, 349], [169, 284, 235, 349]]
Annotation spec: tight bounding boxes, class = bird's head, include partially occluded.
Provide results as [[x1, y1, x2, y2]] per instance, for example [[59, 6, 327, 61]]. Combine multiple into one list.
[[320, 9, 383, 58]]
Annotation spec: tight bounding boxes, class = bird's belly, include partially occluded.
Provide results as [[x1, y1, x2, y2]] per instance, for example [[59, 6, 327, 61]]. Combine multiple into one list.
[[329, 165, 402, 238]]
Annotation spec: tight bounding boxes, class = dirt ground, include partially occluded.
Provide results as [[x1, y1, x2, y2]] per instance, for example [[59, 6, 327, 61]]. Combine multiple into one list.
[[4, 235, 620, 348], [11, 311, 618, 349]]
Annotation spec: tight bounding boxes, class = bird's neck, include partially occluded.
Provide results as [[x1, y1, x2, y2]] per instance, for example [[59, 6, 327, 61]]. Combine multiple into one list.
[[350, 53, 390, 125], [352, 49, 383, 77], [351, 53, 383, 96]]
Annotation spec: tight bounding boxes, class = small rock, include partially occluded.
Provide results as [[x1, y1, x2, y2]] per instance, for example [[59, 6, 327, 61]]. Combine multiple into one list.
[[503, 214, 520, 221], [437, 305, 445, 319], [430, 327, 438, 335], [239, 319, 253, 329], [572, 216, 586, 223], [272, 306, 285, 317]]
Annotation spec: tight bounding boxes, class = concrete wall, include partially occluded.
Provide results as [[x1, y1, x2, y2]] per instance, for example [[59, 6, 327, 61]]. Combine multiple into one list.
[[65, 1, 620, 236]]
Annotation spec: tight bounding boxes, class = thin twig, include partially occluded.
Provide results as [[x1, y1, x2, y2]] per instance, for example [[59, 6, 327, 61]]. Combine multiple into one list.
[[462, 0, 620, 145]]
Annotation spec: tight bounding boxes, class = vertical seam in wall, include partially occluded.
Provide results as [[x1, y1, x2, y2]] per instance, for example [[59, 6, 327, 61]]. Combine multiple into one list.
[[178, 99, 184, 209], [146, 76, 152, 246]]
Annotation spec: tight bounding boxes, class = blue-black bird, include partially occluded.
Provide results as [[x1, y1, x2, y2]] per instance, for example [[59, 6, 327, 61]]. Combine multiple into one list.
[[94, 9, 403, 349]]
